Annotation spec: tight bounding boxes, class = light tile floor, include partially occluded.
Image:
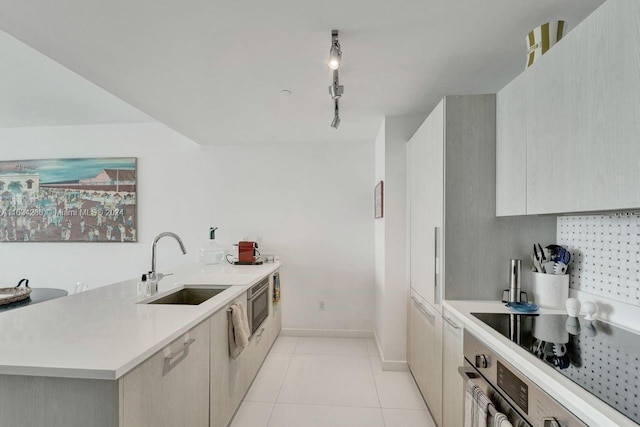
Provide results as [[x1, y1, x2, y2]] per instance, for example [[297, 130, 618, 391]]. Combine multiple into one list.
[[229, 336, 437, 427]]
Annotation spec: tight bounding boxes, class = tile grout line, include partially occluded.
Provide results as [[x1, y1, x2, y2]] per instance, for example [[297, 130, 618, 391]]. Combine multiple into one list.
[[364, 338, 387, 426], [364, 338, 387, 427], [264, 336, 298, 426], [366, 340, 386, 427]]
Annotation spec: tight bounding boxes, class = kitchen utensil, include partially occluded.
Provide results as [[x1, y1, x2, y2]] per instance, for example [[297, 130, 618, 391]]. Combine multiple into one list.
[[554, 262, 568, 275], [542, 261, 556, 274], [533, 243, 546, 272], [565, 298, 581, 317], [546, 244, 571, 264], [505, 301, 539, 313], [531, 253, 543, 273]]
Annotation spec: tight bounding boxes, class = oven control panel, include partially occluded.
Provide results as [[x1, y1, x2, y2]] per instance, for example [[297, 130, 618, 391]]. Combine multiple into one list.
[[497, 360, 528, 414]]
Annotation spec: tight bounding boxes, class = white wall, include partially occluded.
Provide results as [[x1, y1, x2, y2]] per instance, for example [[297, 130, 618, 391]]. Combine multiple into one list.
[[0, 123, 375, 332], [374, 115, 424, 365]]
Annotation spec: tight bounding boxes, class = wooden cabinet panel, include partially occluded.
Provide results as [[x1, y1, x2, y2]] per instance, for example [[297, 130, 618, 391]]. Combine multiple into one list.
[[408, 293, 443, 426], [210, 279, 280, 427], [442, 310, 464, 427], [210, 296, 252, 427], [123, 321, 209, 427], [496, 74, 527, 216], [527, 0, 640, 214]]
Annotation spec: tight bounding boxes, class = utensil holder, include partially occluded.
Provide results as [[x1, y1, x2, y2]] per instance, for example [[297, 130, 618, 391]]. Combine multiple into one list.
[[531, 272, 569, 309]]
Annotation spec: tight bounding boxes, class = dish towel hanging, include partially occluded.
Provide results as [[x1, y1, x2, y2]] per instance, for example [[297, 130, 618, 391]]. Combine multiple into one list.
[[228, 302, 250, 358], [493, 411, 514, 427], [464, 379, 492, 427]]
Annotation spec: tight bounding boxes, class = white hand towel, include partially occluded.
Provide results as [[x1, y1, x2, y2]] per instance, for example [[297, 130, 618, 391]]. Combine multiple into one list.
[[493, 412, 513, 427], [464, 379, 491, 427], [228, 302, 250, 358]]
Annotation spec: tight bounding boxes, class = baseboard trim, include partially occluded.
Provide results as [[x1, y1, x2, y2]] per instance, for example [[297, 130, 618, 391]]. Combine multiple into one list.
[[373, 332, 409, 371], [279, 328, 374, 339]]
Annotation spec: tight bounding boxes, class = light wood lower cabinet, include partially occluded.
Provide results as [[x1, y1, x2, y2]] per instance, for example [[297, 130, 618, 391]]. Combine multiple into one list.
[[122, 320, 210, 427], [0, 273, 282, 427], [407, 298, 465, 427], [407, 292, 443, 426], [210, 289, 281, 427], [442, 309, 464, 427]]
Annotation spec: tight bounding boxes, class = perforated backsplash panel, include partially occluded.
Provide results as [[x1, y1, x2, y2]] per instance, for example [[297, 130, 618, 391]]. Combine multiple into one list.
[[563, 321, 640, 423], [557, 214, 640, 306]]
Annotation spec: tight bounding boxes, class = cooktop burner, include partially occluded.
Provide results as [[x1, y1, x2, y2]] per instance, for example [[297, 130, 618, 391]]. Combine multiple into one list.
[[472, 312, 640, 424]]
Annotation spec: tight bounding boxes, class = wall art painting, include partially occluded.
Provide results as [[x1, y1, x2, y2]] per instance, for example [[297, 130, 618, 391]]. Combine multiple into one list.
[[0, 158, 137, 242]]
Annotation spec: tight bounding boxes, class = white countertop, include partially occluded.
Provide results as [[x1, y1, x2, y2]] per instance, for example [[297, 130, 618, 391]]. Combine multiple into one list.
[[0, 262, 280, 380], [444, 300, 638, 427]]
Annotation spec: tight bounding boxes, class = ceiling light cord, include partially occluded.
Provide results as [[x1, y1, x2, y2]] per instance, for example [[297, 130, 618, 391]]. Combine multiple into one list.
[[328, 30, 343, 129]]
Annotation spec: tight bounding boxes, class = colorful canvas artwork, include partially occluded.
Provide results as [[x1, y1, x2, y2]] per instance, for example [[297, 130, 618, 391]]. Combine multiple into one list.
[[0, 158, 137, 243]]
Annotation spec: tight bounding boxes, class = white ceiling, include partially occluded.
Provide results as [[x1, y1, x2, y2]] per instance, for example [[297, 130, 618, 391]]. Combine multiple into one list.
[[0, 30, 153, 128], [0, 0, 604, 145]]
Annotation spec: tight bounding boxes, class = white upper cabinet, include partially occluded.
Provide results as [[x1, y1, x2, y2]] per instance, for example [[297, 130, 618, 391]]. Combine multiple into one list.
[[498, 0, 640, 215], [496, 73, 527, 216], [408, 100, 444, 307]]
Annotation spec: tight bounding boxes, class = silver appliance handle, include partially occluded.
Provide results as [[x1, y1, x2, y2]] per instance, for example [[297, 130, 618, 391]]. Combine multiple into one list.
[[434, 226, 440, 304], [458, 365, 532, 427], [411, 296, 435, 319]]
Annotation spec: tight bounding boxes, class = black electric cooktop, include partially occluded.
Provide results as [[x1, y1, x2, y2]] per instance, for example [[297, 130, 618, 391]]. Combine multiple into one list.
[[472, 312, 640, 424]]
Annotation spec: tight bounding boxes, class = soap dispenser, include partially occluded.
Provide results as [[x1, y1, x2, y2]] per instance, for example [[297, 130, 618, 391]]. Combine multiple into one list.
[[200, 227, 225, 265]]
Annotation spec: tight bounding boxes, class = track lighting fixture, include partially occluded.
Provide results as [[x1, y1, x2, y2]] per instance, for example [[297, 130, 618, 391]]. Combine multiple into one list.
[[331, 100, 341, 129], [327, 30, 342, 70], [329, 71, 344, 100], [327, 30, 344, 129]]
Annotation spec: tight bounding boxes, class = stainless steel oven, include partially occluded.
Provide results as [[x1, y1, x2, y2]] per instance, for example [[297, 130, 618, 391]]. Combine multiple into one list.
[[247, 277, 269, 336], [461, 330, 587, 427]]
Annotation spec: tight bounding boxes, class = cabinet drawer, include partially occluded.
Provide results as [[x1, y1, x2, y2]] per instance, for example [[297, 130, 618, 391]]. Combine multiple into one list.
[[123, 321, 210, 427]]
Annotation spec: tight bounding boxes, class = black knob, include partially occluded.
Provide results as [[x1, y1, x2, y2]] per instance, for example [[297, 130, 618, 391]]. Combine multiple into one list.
[[475, 354, 488, 369]]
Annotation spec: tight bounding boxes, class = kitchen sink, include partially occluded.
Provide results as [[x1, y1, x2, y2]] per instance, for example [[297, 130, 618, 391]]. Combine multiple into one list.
[[144, 285, 231, 305]]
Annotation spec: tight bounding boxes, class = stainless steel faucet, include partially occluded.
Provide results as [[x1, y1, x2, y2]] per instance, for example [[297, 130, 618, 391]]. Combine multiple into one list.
[[150, 232, 187, 282]]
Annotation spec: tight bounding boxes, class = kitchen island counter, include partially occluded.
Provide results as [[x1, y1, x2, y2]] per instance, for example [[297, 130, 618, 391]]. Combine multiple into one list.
[[0, 262, 280, 380]]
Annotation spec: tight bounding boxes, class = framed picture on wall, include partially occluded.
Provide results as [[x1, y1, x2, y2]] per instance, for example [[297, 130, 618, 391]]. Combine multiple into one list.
[[374, 180, 384, 219], [0, 157, 137, 243]]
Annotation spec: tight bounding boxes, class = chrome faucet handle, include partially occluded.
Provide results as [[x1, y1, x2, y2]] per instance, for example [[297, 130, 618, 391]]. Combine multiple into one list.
[[155, 272, 173, 282]]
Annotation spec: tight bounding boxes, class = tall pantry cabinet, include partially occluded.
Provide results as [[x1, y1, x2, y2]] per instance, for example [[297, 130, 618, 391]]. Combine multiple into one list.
[[406, 94, 556, 427], [407, 95, 494, 427]]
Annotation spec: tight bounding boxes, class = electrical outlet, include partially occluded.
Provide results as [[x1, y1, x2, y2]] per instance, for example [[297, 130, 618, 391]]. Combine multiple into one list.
[[318, 301, 326, 311]]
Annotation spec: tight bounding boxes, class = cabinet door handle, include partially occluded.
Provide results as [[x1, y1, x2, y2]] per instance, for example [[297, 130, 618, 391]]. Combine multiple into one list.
[[163, 338, 196, 375], [442, 315, 460, 330], [411, 296, 434, 319], [257, 327, 266, 338], [434, 226, 441, 304]]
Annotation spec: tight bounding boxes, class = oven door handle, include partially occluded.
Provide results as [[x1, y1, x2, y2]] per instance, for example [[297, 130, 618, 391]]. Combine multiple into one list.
[[458, 365, 532, 427]]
